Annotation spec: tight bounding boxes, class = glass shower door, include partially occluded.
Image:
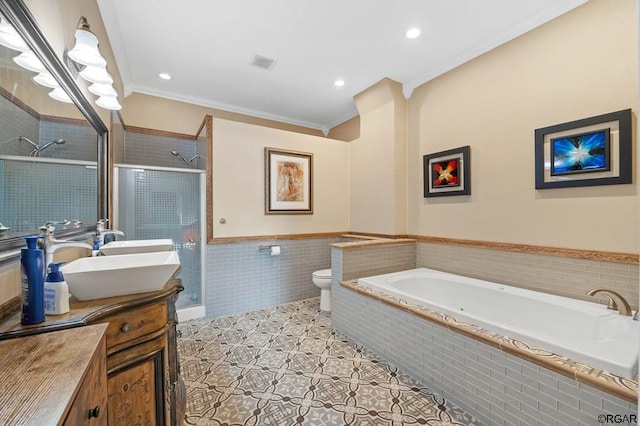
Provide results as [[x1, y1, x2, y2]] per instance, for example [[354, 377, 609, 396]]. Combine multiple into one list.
[[116, 166, 204, 310]]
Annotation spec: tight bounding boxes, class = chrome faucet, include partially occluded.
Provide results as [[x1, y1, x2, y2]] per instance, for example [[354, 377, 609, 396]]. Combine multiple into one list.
[[39, 222, 92, 268], [587, 288, 634, 317], [96, 219, 125, 245]]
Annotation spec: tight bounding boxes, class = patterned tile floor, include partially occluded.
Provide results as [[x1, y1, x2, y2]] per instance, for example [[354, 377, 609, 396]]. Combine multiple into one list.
[[177, 298, 480, 426]]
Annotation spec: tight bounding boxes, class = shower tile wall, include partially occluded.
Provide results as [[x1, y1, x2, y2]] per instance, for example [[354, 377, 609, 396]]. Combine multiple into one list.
[[205, 237, 341, 317], [124, 131, 204, 169], [0, 95, 39, 157], [117, 167, 202, 309], [1, 160, 96, 232], [39, 120, 97, 161], [417, 242, 640, 310]]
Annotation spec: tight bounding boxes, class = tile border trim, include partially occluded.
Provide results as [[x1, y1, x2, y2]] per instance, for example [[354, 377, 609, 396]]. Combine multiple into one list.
[[340, 279, 638, 403], [410, 235, 638, 265]]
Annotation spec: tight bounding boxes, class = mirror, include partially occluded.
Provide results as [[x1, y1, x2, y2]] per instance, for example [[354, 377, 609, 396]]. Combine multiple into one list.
[[0, 0, 108, 253]]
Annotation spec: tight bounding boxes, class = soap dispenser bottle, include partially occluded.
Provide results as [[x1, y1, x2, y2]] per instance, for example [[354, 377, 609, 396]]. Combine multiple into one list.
[[20, 236, 45, 325], [44, 262, 69, 315], [92, 237, 101, 257]]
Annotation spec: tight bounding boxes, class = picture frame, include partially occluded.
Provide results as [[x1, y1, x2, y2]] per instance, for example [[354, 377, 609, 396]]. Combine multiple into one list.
[[265, 147, 313, 214], [423, 145, 471, 197], [535, 109, 632, 189]]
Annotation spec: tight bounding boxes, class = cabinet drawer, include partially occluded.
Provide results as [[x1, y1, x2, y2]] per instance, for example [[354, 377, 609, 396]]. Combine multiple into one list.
[[102, 302, 167, 351]]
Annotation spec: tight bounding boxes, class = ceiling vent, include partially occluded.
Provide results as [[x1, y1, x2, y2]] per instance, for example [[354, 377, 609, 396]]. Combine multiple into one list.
[[252, 54, 278, 71]]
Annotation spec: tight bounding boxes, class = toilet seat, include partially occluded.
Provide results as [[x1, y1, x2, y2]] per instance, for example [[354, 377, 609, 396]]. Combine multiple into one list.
[[312, 269, 331, 279]]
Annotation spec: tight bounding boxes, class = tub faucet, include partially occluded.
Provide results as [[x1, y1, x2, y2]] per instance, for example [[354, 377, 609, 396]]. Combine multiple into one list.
[[39, 222, 92, 268], [587, 288, 633, 317]]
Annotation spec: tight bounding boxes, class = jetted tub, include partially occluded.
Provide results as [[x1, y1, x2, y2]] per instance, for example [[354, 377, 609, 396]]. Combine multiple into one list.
[[358, 267, 639, 378]]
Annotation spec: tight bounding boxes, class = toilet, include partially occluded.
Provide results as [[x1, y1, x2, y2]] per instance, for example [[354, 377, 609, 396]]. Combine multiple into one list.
[[312, 269, 332, 312]]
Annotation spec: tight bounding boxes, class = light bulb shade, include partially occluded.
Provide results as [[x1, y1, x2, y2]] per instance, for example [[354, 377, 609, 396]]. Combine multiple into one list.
[[88, 82, 117, 97], [49, 87, 73, 103], [0, 19, 28, 51], [13, 50, 45, 73], [67, 29, 106, 67], [96, 95, 121, 110], [79, 65, 113, 84], [33, 71, 60, 88]]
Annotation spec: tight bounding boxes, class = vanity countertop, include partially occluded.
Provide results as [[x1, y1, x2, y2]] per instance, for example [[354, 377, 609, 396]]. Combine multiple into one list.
[[0, 279, 182, 340], [0, 323, 107, 425]]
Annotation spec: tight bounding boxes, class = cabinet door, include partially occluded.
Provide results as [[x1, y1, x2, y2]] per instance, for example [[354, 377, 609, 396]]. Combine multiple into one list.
[[64, 338, 108, 425], [107, 353, 164, 425]]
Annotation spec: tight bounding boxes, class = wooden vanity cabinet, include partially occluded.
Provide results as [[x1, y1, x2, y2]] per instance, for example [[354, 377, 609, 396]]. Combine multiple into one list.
[[0, 324, 108, 425], [83, 280, 185, 425], [0, 279, 185, 426]]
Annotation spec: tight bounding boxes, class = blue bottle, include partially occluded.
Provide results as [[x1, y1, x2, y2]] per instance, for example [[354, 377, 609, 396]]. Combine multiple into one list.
[[20, 236, 45, 325]]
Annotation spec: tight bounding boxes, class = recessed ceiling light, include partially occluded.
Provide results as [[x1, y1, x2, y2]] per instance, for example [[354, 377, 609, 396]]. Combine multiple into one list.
[[334, 79, 345, 87], [406, 28, 421, 39], [158, 72, 172, 80]]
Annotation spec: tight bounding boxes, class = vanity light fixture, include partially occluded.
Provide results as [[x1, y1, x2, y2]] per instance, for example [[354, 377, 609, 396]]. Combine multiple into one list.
[[95, 95, 121, 111], [63, 16, 120, 110], [67, 17, 106, 67], [406, 27, 421, 39], [88, 82, 117, 97], [79, 65, 114, 85], [48, 87, 73, 103], [33, 71, 60, 89], [13, 50, 46, 73], [0, 16, 28, 51]]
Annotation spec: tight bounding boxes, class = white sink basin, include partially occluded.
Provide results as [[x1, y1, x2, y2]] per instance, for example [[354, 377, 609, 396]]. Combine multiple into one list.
[[62, 251, 181, 301], [100, 239, 174, 256]]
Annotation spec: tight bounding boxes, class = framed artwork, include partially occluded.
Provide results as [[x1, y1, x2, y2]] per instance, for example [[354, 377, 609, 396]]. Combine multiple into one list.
[[265, 147, 313, 214], [423, 145, 471, 197], [535, 109, 632, 189]]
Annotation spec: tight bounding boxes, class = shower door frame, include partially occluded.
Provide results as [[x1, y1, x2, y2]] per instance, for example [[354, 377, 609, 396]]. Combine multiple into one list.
[[113, 164, 206, 321]]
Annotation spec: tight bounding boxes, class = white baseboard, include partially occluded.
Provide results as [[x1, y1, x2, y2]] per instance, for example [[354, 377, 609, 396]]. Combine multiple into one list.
[[177, 305, 206, 322]]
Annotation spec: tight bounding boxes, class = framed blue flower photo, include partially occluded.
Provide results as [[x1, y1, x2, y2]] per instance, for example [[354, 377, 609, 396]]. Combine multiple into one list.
[[535, 109, 632, 189]]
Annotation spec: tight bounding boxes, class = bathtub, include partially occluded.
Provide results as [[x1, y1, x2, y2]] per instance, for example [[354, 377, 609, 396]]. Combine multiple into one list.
[[358, 267, 639, 378]]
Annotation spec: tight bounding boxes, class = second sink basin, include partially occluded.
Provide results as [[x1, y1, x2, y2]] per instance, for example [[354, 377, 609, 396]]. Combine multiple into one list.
[[62, 251, 181, 301], [100, 239, 174, 255]]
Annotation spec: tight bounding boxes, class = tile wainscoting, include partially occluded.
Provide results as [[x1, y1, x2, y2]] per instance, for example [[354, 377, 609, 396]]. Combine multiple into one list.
[[417, 242, 639, 311], [206, 237, 342, 317], [331, 239, 638, 425]]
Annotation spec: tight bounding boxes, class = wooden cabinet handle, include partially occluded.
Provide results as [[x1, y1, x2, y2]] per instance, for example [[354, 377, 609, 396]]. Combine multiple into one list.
[[120, 323, 132, 333], [88, 406, 100, 418]]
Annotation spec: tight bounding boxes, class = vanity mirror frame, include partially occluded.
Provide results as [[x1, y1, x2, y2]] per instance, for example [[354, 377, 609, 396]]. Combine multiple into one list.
[[0, 0, 109, 259]]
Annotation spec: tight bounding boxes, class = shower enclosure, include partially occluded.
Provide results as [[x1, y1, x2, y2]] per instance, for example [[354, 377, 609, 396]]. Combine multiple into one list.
[[114, 165, 205, 314]]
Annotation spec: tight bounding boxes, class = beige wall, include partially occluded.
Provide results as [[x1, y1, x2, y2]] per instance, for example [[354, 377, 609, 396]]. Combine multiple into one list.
[[407, 0, 638, 253], [211, 118, 349, 237], [123, 93, 327, 138], [350, 78, 408, 235], [327, 115, 360, 141]]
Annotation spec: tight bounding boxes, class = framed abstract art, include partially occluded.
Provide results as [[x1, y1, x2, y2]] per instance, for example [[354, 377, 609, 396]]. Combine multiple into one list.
[[535, 109, 632, 189], [423, 145, 471, 197]]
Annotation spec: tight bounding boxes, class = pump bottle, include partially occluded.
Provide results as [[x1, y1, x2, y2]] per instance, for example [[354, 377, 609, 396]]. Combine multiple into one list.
[[44, 262, 69, 315], [20, 236, 45, 325]]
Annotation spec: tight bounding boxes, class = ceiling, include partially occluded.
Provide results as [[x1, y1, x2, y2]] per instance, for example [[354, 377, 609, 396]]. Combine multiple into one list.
[[97, 0, 587, 133]]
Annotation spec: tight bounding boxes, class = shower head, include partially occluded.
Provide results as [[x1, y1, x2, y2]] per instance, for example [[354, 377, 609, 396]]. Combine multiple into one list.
[[18, 135, 39, 149], [187, 155, 203, 164], [38, 139, 66, 151], [171, 150, 190, 164]]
